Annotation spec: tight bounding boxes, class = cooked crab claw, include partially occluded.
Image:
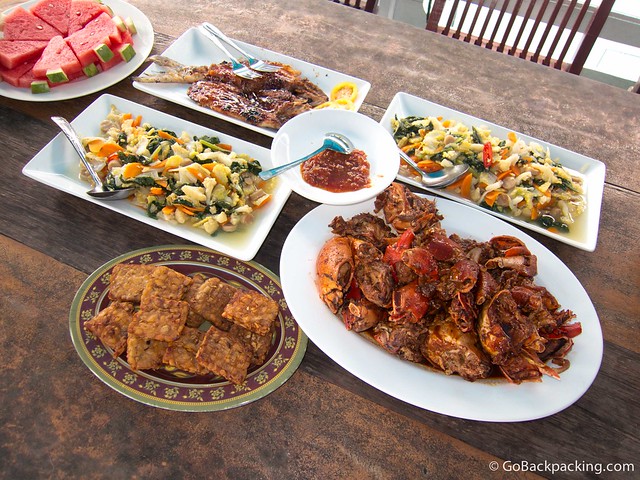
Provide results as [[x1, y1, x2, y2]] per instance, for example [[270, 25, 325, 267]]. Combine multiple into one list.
[[316, 236, 354, 314]]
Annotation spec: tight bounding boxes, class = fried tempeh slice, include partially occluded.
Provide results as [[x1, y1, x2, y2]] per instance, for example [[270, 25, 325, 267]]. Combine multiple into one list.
[[196, 326, 251, 385], [191, 277, 237, 331], [222, 290, 279, 336], [162, 326, 211, 375], [84, 301, 135, 357], [108, 264, 156, 302], [128, 295, 188, 342], [183, 273, 208, 328], [140, 265, 192, 304], [230, 323, 275, 367], [126, 333, 169, 371]]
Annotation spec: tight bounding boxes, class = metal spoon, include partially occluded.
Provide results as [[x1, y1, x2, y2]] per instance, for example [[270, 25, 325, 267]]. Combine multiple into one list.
[[260, 132, 354, 181], [398, 149, 470, 188], [51, 116, 135, 200]]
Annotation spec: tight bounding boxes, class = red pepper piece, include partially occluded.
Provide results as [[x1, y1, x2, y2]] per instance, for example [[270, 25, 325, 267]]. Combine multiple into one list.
[[483, 141, 493, 168]]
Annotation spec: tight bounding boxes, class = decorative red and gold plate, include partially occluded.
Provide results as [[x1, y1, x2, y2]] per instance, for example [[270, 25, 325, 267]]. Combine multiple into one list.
[[70, 245, 307, 411]]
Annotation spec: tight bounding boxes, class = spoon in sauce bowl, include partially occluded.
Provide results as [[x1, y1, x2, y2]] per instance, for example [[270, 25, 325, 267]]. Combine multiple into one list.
[[260, 132, 354, 181], [52, 116, 135, 200], [399, 148, 469, 188]]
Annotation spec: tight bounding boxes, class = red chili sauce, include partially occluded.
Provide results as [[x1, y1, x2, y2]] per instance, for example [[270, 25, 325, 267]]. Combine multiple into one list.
[[300, 148, 370, 193]]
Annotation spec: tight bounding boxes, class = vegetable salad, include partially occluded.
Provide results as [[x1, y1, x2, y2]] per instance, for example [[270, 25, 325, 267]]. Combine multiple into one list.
[[392, 115, 586, 232], [81, 106, 271, 234]]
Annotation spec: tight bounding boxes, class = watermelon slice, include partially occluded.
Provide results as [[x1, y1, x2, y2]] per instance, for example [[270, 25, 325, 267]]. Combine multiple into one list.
[[30, 0, 72, 36], [0, 60, 37, 87], [98, 28, 134, 70], [33, 35, 82, 79], [66, 12, 122, 66], [66, 0, 112, 35], [2, 7, 63, 41], [0, 40, 48, 69], [18, 67, 44, 88]]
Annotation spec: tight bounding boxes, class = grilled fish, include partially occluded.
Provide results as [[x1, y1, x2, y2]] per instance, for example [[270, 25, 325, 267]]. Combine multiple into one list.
[[133, 56, 328, 128]]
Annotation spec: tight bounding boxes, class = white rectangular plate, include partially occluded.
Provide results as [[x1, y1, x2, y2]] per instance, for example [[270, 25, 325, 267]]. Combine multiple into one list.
[[22, 94, 292, 261], [132, 25, 371, 138], [380, 92, 606, 251]]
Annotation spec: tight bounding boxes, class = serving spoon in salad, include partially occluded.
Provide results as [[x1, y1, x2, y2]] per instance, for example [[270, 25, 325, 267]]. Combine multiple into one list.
[[398, 148, 469, 188], [259, 132, 354, 181], [52, 116, 135, 200]]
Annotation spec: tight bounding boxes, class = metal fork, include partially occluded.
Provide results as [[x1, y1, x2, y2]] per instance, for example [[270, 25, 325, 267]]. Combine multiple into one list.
[[201, 22, 281, 73], [198, 24, 262, 80]]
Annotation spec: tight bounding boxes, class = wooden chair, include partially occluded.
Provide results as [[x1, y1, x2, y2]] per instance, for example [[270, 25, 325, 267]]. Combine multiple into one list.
[[425, 0, 615, 75], [332, 0, 377, 13]]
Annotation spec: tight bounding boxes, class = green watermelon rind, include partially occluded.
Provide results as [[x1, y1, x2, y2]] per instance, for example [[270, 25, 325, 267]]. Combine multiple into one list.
[[46, 67, 69, 84], [118, 43, 136, 62], [30, 79, 50, 93]]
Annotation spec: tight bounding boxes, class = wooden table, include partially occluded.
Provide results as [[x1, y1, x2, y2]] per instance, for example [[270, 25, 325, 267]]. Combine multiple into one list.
[[1, 0, 638, 478]]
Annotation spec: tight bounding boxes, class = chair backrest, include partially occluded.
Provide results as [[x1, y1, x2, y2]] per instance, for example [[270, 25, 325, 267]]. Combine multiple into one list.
[[332, 0, 377, 13], [425, 0, 615, 75]]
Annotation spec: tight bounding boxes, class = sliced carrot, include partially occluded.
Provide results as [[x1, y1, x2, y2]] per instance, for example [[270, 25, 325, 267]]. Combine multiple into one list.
[[201, 163, 215, 172], [401, 142, 421, 153], [484, 190, 501, 207], [253, 195, 271, 209], [132, 115, 142, 128], [98, 143, 124, 157], [177, 205, 196, 216], [547, 227, 559, 233], [87, 139, 106, 154], [149, 159, 167, 170], [155, 179, 168, 188], [122, 162, 143, 179], [416, 159, 443, 173], [162, 206, 176, 215], [121, 113, 132, 121], [158, 130, 185, 144], [497, 170, 513, 181], [186, 166, 207, 183], [508, 132, 517, 143], [530, 206, 539, 220], [217, 143, 232, 151], [149, 187, 164, 195], [459, 172, 473, 198], [437, 116, 443, 121], [177, 205, 205, 216]]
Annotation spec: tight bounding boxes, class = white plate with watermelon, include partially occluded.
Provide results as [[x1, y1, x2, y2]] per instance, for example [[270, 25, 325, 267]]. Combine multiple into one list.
[[0, 0, 154, 102]]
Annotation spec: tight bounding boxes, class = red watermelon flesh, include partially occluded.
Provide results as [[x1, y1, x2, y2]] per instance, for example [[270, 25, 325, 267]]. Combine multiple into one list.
[[33, 35, 82, 78], [30, 0, 72, 36], [66, 0, 112, 35], [16, 67, 42, 88], [0, 40, 48, 69], [2, 7, 63, 41], [0, 60, 37, 87], [66, 12, 122, 66]]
